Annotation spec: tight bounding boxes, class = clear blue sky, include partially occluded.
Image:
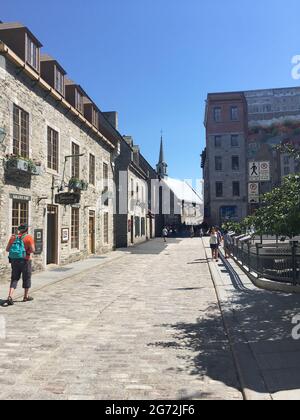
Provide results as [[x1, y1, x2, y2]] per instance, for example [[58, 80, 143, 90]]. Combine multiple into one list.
[[1, 0, 300, 183]]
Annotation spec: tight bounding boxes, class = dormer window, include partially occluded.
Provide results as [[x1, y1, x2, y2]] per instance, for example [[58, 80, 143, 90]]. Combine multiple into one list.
[[54, 65, 64, 95], [75, 89, 83, 114], [92, 107, 98, 128], [26, 34, 39, 70]]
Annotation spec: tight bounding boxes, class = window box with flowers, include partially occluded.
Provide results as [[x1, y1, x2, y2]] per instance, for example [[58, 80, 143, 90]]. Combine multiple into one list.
[[4, 155, 42, 176]]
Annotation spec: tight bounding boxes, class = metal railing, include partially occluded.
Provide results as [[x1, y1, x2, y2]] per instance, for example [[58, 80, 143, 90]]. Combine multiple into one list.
[[230, 236, 300, 285]]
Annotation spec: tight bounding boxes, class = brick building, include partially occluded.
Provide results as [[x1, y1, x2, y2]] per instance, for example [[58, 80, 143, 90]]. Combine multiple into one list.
[[0, 22, 119, 277], [203, 92, 248, 226], [202, 87, 300, 226]]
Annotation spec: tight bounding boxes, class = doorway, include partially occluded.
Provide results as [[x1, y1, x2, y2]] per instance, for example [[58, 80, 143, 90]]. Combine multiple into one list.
[[47, 205, 58, 265], [89, 211, 96, 254]]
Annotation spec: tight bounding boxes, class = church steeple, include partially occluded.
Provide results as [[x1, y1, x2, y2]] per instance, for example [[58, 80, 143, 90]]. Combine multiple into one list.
[[156, 133, 168, 179]]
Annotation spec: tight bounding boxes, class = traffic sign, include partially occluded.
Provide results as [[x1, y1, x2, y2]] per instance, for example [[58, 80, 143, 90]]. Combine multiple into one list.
[[249, 161, 260, 182], [259, 161, 271, 181], [248, 182, 259, 203]]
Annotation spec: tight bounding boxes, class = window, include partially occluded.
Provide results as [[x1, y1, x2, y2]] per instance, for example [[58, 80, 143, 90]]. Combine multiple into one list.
[[26, 34, 39, 70], [71, 208, 80, 249], [47, 127, 59, 172], [284, 156, 290, 165], [231, 106, 239, 121], [131, 178, 134, 197], [104, 213, 109, 244], [215, 156, 223, 171], [13, 105, 29, 158], [89, 154, 95, 185], [231, 135, 239, 147], [214, 136, 222, 148], [71, 142, 80, 179], [135, 216, 141, 237], [216, 182, 223, 198], [136, 183, 139, 200], [12, 200, 29, 235], [220, 206, 237, 220], [54, 66, 64, 95], [232, 156, 240, 171], [233, 181, 240, 197], [284, 166, 290, 176], [75, 89, 83, 114], [213, 107, 222, 122], [103, 162, 109, 206], [92, 107, 98, 128], [141, 218, 146, 236]]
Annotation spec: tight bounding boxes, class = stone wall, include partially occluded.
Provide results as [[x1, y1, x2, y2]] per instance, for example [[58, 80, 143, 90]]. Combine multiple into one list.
[[0, 55, 115, 279]]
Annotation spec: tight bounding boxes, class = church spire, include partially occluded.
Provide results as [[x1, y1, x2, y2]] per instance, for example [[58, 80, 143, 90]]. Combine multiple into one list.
[[159, 135, 165, 163], [156, 132, 168, 179]]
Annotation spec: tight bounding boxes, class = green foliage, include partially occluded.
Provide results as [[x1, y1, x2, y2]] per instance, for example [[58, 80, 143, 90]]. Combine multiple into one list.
[[251, 175, 300, 237]]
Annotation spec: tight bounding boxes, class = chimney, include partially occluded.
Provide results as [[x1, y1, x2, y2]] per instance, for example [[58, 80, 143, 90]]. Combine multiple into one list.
[[103, 111, 118, 130]]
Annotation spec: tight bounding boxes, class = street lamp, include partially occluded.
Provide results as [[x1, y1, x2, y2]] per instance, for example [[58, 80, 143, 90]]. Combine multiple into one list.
[[0, 127, 6, 144]]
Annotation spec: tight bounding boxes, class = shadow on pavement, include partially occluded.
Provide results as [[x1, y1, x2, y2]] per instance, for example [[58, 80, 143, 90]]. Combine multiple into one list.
[[119, 238, 183, 255], [149, 253, 300, 397]]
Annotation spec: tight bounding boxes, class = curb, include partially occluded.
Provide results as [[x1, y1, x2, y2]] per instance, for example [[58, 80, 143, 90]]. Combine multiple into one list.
[[231, 256, 300, 295], [203, 240, 272, 401]]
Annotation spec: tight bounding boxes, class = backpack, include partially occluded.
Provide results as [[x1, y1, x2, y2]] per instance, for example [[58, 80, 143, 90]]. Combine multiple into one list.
[[9, 234, 27, 260]]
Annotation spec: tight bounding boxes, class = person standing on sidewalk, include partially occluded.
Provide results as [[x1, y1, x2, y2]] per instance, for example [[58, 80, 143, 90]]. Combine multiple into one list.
[[162, 227, 169, 243], [5, 224, 35, 306], [209, 227, 219, 262], [223, 230, 233, 259]]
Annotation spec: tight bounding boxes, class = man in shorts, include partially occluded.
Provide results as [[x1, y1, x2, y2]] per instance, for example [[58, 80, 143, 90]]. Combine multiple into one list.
[[5, 224, 35, 306]]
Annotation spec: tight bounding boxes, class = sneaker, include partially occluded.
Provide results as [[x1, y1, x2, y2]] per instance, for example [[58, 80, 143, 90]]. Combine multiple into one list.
[[23, 296, 34, 303], [7, 297, 14, 306]]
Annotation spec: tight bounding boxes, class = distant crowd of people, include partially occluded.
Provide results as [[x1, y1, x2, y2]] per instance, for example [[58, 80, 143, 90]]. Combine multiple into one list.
[[161, 223, 234, 263]]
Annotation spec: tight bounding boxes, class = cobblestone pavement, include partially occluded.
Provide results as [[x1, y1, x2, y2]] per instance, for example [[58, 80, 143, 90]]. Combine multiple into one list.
[[0, 238, 242, 400]]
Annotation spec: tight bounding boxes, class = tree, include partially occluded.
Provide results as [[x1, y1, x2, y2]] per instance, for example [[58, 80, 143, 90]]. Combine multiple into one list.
[[252, 175, 300, 237]]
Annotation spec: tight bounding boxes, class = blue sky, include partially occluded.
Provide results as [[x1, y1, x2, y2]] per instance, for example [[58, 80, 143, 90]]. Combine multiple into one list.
[[1, 0, 300, 184]]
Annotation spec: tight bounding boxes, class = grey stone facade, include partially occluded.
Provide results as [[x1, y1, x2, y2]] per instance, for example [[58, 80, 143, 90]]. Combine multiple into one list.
[[115, 136, 156, 248], [0, 52, 116, 279]]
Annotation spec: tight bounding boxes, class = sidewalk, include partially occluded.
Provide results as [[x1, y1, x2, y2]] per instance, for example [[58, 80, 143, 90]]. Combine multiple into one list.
[[203, 237, 300, 400], [0, 248, 128, 301]]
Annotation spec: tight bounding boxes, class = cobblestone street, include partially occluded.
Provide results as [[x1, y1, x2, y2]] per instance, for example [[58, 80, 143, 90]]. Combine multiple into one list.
[[0, 238, 242, 400]]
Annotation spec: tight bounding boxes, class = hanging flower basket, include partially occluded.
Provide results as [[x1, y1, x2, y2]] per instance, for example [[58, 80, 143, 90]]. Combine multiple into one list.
[[68, 178, 88, 192]]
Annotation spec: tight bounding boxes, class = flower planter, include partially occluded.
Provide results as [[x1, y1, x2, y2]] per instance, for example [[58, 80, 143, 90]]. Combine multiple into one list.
[[5, 157, 41, 175], [68, 179, 88, 192]]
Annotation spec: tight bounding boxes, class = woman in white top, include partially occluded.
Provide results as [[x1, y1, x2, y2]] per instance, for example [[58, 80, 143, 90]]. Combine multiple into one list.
[[209, 227, 219, 262]]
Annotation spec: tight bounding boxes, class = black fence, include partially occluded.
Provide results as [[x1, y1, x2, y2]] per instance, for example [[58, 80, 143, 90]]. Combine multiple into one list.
[[230, 236, 300, 285]]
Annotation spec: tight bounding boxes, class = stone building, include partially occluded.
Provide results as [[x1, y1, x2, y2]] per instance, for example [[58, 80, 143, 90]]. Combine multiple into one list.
[[115, 135, 156, 248], [0, 22, 119, 277]]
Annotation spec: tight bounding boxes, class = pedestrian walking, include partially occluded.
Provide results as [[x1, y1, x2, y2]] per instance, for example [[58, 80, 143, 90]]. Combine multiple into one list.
[[223, 230, 233, 259], [4, 224, 35, 306], [162, 227, 169, 243], [209, 227, 220, 262]]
